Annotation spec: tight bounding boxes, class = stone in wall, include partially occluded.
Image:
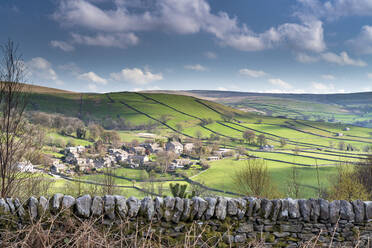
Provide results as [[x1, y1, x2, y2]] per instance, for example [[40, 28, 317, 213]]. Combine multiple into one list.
[[0, 194, 370, 247]]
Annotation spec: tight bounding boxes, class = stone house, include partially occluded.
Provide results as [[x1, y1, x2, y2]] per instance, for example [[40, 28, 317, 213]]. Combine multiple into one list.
[[130, 146, 146, 155], [213, 148, 233, 158], [172, 159, 193, 168], [183, 143, 194, 153], [108, 148, 129, 162], [50, 163, 67, 173], [76, 158, 94, 167], [166, 141, 183, 154], [64, 145, 85, 155], [127, 155, 149, 167], [94, 156, 115, 168], [140, 143, 159, 153]]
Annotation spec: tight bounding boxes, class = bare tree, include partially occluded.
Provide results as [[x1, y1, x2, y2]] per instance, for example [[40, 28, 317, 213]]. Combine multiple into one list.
[[287, 166, 301, 198], [156, 151, 177, 173], [0, 39, 36, 197], [233, 158, 281, 198], [99, 167, 119, 195]]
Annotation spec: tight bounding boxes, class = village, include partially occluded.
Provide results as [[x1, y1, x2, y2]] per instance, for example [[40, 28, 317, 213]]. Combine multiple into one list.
[[17, 137, 236, 177]]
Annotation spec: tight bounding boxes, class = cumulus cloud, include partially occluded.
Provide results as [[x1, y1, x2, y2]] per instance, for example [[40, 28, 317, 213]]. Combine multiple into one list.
[[296, 51, 367, 66], [322, 74, 336, 80], [268, 78, 292, 89], [78, 71, 107, 84], [239, 68, 267, 78], [184, 64, 207, 71], [27, 57, 57, 81], [348, 25, 372, 54], [50, 40, 75, 51], [52, 0, 326, 53], [321, 51, 367, 67], [111, 67, 163, 85], [27, 57, 64, 85]]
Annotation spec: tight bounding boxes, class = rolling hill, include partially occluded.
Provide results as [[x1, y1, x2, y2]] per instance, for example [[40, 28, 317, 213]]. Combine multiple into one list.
[[24, 84, 372, 198], [185, 90, 372, 127]]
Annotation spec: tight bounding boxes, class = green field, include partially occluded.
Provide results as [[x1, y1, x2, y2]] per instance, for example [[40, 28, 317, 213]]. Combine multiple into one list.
[[27, 85, 372, 198]]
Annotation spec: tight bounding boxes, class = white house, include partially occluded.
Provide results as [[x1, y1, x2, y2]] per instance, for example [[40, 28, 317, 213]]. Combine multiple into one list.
[[64, 145, 85, 155], [16, 161, 35, 173]]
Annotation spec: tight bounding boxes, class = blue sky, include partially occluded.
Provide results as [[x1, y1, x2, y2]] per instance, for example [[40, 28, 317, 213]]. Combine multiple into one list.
[[2, 0, 372, 93]]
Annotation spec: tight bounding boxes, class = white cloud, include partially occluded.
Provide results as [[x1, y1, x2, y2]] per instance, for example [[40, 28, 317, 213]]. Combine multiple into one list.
[[111, 67, 163, 85], [71, 32, 139, 48], [53, 0, 326, 53], [217, 20, 325, 52], [27, 57, 64, 85], [348, 25, 372, 54], [78, 71, 107, 84], [50, 40, 75, 51], [204, 51, 217, 59], [295, 53, 319, 63], [184, 64, 207, 71], [239, 68, 267, 78], [296, 51, 367, 67], [321, 51, 367, 67], [367, 73, 372, 79], [322, 74, 336, 80], [27, 57, 66, 85], [268, 78, 292, 89], [297, 0, 372, 21]]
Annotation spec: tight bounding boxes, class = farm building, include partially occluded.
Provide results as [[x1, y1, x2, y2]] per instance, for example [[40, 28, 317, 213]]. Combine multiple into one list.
[[166, 141, 183, 154]]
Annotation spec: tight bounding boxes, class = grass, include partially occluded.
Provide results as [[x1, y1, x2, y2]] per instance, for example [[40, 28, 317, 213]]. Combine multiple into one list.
[[47, 131, 92, 146], [193, 158, 337, 198]]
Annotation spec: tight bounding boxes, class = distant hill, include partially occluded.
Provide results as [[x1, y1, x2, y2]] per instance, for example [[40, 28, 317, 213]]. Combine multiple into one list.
[[184, 90, 372, 127], [23, 85, 372, 128]]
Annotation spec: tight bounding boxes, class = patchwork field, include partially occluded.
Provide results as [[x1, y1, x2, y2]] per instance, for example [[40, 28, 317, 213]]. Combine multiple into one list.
[[27, 86, 372, 198]]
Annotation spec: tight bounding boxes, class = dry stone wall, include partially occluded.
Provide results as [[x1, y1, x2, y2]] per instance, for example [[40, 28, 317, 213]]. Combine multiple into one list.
[[1, 195, 372, 247]]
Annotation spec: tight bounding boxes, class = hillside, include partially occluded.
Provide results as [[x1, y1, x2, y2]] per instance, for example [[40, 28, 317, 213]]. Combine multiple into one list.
[[185, 90, 372, 127], [23, 84, 372, 198]]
